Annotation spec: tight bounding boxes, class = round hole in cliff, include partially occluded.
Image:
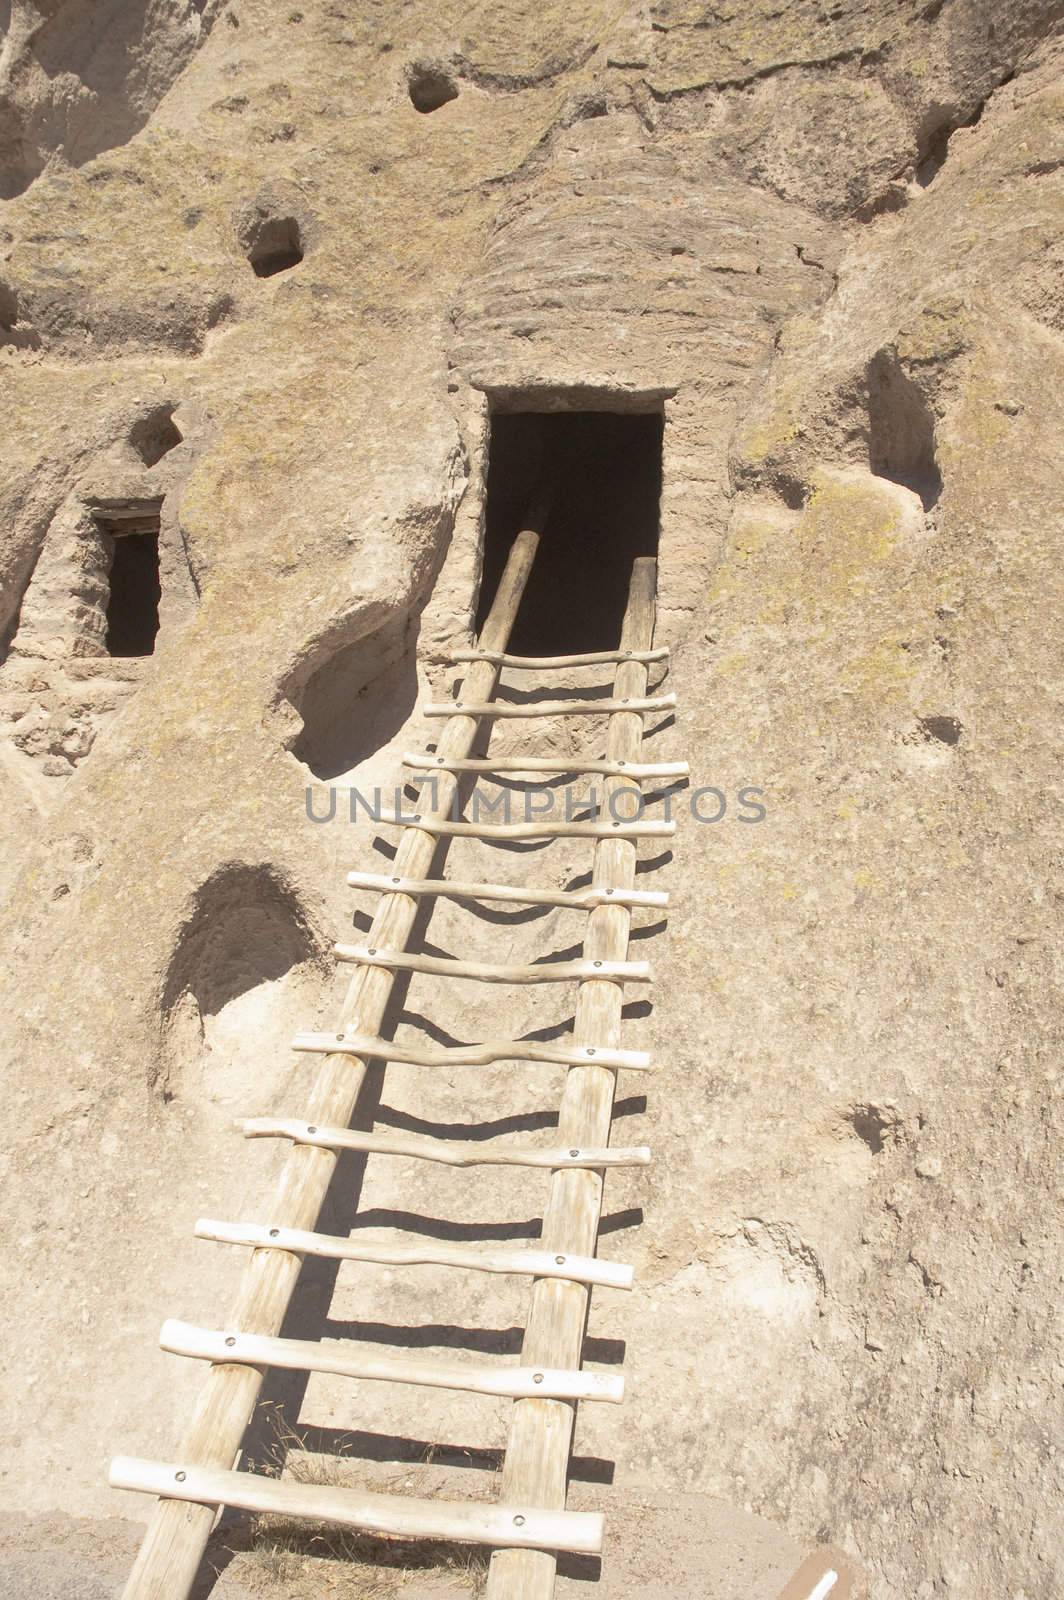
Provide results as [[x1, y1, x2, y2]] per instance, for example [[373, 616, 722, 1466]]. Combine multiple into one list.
[[918, 714, 962, 746], [130, 404, 183, 467], [245, 215, 304, 278], [407, 62, 459, 114]]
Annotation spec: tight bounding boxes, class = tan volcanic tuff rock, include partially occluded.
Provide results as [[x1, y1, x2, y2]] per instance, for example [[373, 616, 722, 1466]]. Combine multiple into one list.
[[0, 3, 1062, 1599]]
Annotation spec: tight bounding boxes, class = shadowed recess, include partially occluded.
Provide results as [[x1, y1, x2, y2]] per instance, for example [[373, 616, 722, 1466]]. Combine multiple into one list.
[[130, 403, 183, 466], [407, 61, 459, 113], [160, 863, 324, 1100], [284, 612, 418, 781], [867, 350, 942, 510], [245, 214, 304, 278], [477, 409, 663, 653]]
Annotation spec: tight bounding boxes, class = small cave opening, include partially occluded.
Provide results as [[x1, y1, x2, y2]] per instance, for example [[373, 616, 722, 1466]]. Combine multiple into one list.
[[407, 61, 459, 113], [130, 404, 183, 466], [245, 215, 304, 278], [97, 512, 162, 658], [286, 612, 418, 781], [476, 408, 663, 654], [866, 352, 942, 512]]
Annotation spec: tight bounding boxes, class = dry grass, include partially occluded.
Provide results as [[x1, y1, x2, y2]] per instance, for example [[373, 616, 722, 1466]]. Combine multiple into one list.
[[231, 1411, 492, 1598]]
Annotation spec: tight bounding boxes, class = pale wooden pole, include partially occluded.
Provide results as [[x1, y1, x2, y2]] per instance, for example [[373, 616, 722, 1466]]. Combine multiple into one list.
[[118, 509, 546, 1600], [486, 556, 660, 1600]]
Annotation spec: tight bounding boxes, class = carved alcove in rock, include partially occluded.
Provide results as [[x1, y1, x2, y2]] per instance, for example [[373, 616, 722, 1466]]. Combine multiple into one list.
[[0, 406, 199, 781], [160, 863, 329, 1110]]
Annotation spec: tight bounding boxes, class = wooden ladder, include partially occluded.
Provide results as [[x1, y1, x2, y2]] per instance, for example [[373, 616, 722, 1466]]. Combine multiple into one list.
[[111, 499, 688, 1600]]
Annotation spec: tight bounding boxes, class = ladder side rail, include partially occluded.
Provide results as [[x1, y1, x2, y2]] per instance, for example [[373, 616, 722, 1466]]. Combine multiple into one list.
[[487, 555, 661, 1600], [118, 516, 545, 1600]]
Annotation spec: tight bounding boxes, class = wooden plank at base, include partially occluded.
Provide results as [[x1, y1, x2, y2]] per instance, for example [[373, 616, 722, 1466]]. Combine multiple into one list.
[[240, 1117, 652, 1169], [160, 1321, 625, 1403], [333, 945, 651, 985], [195, 1219, 634, 1289], [424, 694, 676, 718], [347, 870, 669, 910], [109, 1459, 604, 1556]]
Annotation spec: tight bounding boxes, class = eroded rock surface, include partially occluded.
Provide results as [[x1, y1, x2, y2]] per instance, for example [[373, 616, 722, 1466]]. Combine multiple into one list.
[[1, 4, 1062, 1598]]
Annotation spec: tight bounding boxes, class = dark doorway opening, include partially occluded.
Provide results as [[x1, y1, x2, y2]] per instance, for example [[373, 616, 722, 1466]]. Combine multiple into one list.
[[105, 529, 161, 657], [477, 410, 663, 654]]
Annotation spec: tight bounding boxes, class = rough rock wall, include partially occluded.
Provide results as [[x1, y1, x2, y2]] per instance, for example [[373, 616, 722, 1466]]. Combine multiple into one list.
[[0, 3, 1062, 1598]]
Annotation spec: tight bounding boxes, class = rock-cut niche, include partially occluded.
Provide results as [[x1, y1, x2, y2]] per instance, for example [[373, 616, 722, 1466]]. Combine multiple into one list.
[[160, 863, 326, 1106], [866, 350, 942, 511], [282, 611, 419, 782], [0, 480, 198, 778]]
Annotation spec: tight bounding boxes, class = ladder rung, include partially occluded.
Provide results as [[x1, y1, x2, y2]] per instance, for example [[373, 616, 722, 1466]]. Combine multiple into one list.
[[239, 1117, 653, 1169], [404, 750, 690, 778], [447, 647, 669, 668], [109, 1458, 605, 1555], [196, 1220, 635, 1290], [424, 693, 676, 719], [370, 809, 675, 839], [291, 1029, 654, 1072], [162, 1319, 626, 1401], [347, 870, 669, 909], [333, 945, 651, 985]]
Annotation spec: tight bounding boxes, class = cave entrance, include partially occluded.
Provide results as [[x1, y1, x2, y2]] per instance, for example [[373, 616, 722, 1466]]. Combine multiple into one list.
[[477, 409, 663, 654], [98, 512, 162, 658]]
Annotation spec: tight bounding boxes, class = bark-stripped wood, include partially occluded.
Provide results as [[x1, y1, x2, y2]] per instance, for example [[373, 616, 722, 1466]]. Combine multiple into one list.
[[424, 693, 675, 718], [160, 1321, 625, 1402], [332, 944, 650, 986], [347, 869, 669, 909], [486, 557, 662, 1600], [240, 1118, 652, 1169], [369, 810, 674, 840], [116, 506, 548, 1600], [289, 1030, 653, 1072], [404, 751, 688, 778], [194, 1220, 634, 1289], [447, 647, 668, 668], [110, 1459, 605, 1556]]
